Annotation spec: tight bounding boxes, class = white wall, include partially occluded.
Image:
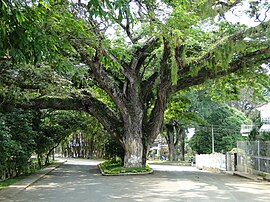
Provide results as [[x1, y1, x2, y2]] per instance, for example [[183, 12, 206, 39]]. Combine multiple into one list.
[[257, 103, 270, 119], [196, 153, 226, 171]]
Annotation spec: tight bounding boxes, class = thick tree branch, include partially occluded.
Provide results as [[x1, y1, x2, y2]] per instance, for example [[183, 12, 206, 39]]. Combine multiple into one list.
[[16, 97, 84, 111], [130, 37, 158, 73], [71, 40, 129, 118], [190, 20, 270, 67], [146, 38, 172, 144], [17, 95, 123, 141], [141, 72, 159, 100], [173, 20, 270, 92], [174, 46, 270, 92]]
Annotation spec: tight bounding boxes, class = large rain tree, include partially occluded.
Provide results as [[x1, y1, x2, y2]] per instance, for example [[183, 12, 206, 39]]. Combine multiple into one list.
[[1, 0, 270, 168]]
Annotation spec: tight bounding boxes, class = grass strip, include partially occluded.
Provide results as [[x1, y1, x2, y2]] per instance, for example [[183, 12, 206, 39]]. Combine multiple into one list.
[[99, 159, 152, 175]]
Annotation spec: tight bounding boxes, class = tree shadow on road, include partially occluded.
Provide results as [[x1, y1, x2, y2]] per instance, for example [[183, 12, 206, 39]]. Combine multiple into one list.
[[8, 159, 270, 202]]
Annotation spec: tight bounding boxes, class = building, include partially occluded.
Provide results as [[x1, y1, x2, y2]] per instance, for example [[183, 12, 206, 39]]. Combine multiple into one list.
[[240, 102, 270, 136], [257, 102, 270, 133], [240, 124, 254, 136]]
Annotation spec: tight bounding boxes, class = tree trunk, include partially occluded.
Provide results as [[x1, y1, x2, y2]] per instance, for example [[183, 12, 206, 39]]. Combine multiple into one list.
[[166, 124, 179, 161], [142, 144, 149, 167], [37, 153, 43, 168], [168, 141, 178, 161], [122, 106, 144, 168], [179, 128, 186, 161], [180, 140, 185, 161], [123, 136, 143, 168]]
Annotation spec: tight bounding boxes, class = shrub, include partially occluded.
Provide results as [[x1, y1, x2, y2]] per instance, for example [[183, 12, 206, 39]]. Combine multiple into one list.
[[99, 159, 152, 175]]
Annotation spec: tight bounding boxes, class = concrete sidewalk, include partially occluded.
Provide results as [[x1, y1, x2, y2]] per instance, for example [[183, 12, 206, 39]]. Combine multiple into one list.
[[225, 171, 265, 182], [233, 171, 264, 181], [0, 159, 66, 201]]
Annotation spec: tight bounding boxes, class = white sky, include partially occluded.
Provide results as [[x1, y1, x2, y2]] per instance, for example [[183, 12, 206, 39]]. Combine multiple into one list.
[[224, 1, 270, 27], [187, 128, 195, 139]]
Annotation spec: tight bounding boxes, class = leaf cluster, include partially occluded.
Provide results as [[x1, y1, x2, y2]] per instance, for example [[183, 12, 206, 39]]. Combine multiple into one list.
[[0, 108, 37, 177]]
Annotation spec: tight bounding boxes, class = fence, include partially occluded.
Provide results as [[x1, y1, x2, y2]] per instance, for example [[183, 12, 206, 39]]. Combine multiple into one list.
[[237, 141, 270, 174]]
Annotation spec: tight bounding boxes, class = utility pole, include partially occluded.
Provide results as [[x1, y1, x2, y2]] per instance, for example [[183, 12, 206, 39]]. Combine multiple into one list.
[[212, 125, 215, 153]]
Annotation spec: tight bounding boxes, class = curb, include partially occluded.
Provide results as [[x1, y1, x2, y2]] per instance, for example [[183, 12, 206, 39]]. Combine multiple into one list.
[[232, 171, 264, 181], [0, 159, 67, 200], [148, 162, 192, 166], [225, 171, 265, 182], [24, 159, 68, 189]]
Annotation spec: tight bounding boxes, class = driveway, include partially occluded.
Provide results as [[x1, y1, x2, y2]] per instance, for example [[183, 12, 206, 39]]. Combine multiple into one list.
[[1, 158, 270, 202]]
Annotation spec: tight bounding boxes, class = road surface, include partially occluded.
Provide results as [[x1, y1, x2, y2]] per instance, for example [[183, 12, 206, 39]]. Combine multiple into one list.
[[1, 158, 270, 202]]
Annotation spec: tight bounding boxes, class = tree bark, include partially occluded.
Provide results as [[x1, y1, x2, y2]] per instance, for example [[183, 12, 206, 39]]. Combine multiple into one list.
[[168, 140, 178, 161], [166, 125, 179, 161], [122, 103, 144, 167], [179, 128, 186, 161], [123, 136, 143, 168]]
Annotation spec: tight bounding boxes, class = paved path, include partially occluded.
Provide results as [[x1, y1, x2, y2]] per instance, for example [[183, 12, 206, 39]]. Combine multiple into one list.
[[1, 158, 270, 202]]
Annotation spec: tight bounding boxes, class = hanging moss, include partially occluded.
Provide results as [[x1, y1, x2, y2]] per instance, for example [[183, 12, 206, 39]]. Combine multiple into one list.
[[266, 25, 270, 38], [171, 56, 178, 85], [236, 40, 247, 53], [169, 35, 178, 85], [198, 0, 217, 19]]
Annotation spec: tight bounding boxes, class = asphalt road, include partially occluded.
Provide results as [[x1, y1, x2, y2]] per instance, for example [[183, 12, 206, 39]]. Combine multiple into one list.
[[3, 158, 270, 202]]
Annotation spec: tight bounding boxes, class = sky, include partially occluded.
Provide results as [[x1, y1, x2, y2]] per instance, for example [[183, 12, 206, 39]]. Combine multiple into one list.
[[224, 1, 270, 27]]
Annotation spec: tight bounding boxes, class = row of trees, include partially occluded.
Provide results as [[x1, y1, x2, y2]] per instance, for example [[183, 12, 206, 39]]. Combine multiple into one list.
[[161, 89, 251, 160], [0, 88, 266, 179], [0, 107, 122, 179], [0, 0, 270, 168], [162, 85, 270, 160], [0, 108, 37, 179]]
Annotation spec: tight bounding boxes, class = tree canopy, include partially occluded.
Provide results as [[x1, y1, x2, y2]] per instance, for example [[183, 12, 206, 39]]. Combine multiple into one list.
[[0, 0, 270, 168], [190, 103, 248, 154]]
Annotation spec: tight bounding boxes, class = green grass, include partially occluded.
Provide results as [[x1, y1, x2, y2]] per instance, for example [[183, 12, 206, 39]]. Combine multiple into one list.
[[0, 168, 42, 190], [99, 159, 152, 175], [0, 160, 56, 190], [0, 176, 26, 190]]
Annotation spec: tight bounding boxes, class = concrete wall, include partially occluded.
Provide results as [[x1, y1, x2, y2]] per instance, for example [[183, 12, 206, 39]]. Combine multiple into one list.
[[196, 153, 226, 171]]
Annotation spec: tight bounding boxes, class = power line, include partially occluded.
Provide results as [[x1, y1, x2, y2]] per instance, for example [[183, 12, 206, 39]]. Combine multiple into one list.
[[194, 124, 241, 131]]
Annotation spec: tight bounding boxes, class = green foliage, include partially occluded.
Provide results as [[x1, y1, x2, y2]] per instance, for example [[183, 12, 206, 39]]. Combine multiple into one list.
[[0, 106, 108, 179], [0, 0, 95, 68], [0, 0, 269, 169], [34, 110, 102, 165], [190, 106, 248, 154], [248, 115, 270, 141], [87, 0, 134, 23], [259, 132, 270, 141], [99, 159, 151, 175], [0, 108, 37, 178], [104, 138, 125, 161], [249, 127, 260, 141], [163, 90, 209, 160]]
